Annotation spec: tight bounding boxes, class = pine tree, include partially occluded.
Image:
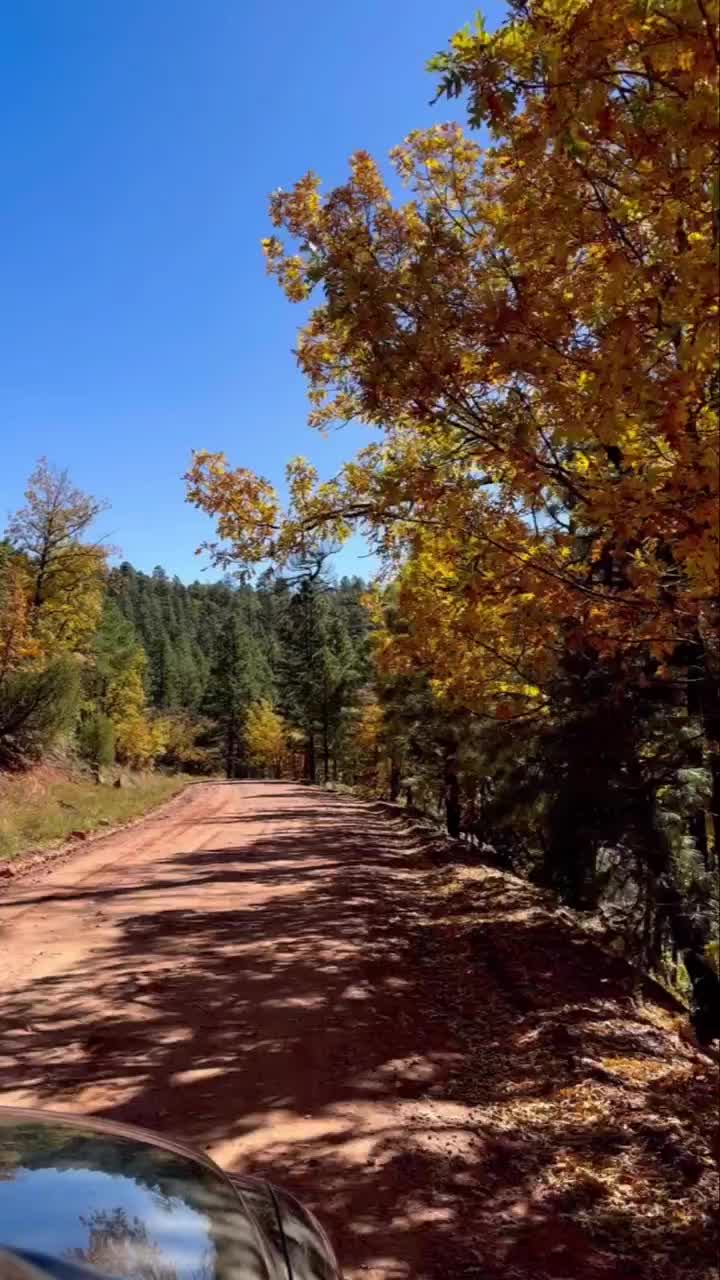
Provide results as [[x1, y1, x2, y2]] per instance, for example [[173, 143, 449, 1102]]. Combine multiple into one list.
[[203, 612, 270, 777], [277, 579, 329, 782], [157, 635, 181, 710]]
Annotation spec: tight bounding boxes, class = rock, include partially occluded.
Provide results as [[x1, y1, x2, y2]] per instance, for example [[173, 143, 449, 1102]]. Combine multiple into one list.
[[0, 863, 15, 879], [68, 830, 88, 841]]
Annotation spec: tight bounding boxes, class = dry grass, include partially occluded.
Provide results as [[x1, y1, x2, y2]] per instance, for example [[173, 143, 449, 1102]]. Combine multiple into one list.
[[0, 767, 190, 862]]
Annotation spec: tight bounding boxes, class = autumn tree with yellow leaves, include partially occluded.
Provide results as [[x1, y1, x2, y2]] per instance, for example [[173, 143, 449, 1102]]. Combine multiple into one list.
[[6, 458, 109, 658], [187, 1, 719, 981], [0, 461, 111, 767], [189, 0, 718, 710], [244, 699, 288, 776], [0, 461, 167, 771], [0, 552, 38, 684]]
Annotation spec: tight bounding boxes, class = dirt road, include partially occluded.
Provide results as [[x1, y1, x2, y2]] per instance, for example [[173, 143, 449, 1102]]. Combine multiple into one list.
[[0, 781, 475, 1277], [1, 782, 717, 1279]]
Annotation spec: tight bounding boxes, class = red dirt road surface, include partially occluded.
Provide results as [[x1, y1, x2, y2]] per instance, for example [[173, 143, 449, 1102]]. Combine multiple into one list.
[[1, 782, 717, 1279]]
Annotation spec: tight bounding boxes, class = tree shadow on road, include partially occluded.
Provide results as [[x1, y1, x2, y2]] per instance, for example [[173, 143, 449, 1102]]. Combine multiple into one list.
[[0, 785, 716, 1279]]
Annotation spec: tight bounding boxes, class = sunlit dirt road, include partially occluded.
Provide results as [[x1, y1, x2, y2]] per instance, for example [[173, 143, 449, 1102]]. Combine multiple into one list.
[[0, 781, 476, 1278]]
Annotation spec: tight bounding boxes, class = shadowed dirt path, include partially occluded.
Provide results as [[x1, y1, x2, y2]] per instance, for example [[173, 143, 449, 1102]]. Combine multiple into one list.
[[1, 781, 717, 1279], [0, 781, 474, 1277]]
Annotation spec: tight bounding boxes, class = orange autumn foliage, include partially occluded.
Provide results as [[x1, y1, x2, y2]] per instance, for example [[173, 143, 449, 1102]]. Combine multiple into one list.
[[187, 0, 719, 718]]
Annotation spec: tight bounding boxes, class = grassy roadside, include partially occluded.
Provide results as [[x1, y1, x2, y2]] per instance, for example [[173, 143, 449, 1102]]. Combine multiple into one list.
[[0, 768, 192, 863]]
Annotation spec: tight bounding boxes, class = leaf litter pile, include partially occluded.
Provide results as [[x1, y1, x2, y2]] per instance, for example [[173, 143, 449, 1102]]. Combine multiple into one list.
[[404, 848, 718, 1280]]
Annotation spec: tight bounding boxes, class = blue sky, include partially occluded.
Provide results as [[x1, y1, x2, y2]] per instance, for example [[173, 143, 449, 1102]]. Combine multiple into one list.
[[2, 0, 504, 581]]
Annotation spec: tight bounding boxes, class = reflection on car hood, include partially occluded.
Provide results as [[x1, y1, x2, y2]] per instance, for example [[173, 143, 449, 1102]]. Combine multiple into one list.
[[0, 1107, 336, 1279]]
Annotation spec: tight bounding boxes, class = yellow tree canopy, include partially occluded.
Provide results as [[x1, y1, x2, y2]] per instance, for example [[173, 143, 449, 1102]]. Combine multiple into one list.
[[187, 0, 719, 713], [5, 459, 109, 659], [107, 647, 167, 768], [0, 554, 40, 682], [245, 700, 287, 774]]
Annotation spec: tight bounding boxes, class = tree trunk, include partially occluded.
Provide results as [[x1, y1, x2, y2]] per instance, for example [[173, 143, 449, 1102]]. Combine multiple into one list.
[[709, 754, 720, 871], [701, 653, 720, 870], [389, 759, 401, 802], [638, 779, 711, 962], [32, 541, 51, 610], [225, 719, 236, 780], [543, 832, 598, 910], [322, 711, 330, 784], [305, 731, 316, 783], [444, 741, 461, 838]]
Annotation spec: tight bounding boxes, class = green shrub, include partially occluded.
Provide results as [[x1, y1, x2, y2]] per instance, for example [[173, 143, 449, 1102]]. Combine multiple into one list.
[[0, 657, 81, 768], [78, 711, 115, 767]]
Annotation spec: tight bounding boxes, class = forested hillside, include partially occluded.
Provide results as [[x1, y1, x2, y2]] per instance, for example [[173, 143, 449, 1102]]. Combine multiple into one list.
[[108, 561, 370, 779], [0, 460, 371, 783]]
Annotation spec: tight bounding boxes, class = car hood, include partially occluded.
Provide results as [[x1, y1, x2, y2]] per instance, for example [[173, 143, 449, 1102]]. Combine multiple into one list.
[[0, 1108, 337, 1280]]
